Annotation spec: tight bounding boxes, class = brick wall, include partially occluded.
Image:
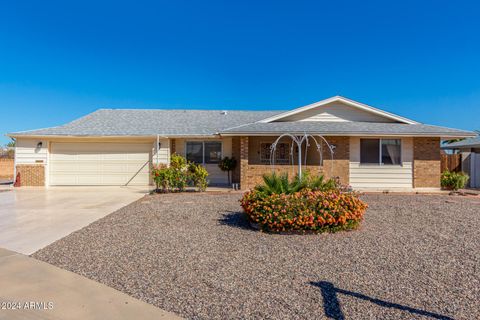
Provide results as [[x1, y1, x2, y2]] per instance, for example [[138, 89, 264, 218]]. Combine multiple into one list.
[[413, 137, 441, 188], [322, 136, 350, 185], [0, 159, 14, 179], [242, 165, 323, 189], [238, 135, 350, 190], [231, 137, 240, 183], [240, 137, 249, 188], [15, 164, 45, 186]]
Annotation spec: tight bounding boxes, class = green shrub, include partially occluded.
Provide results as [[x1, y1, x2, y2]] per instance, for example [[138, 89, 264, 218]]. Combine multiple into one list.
[[240, 189, 368, 233], [254, 172, 338, 196], [152, 154, 209, 192], [441, 170, 469, 190], [189, 162, 209, 191], [218, 157, 237, 184]]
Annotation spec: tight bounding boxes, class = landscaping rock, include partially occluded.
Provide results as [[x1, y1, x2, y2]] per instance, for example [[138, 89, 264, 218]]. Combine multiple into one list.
[[33, 193, 480, 320]]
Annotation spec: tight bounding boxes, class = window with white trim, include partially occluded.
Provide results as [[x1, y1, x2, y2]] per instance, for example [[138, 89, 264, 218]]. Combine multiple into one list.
[[360, 139, 401, 165], [186, 141, 222, 164]]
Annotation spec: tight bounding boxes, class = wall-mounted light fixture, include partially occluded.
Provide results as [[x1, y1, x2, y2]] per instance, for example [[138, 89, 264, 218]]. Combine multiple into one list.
[[36, 142, 43, 148], [330, 144, 337, 152]]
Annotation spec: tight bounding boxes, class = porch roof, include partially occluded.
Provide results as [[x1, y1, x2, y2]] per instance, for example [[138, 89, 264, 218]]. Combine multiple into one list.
[[219, 121, 476, 138], [442, 136, 480, 149]]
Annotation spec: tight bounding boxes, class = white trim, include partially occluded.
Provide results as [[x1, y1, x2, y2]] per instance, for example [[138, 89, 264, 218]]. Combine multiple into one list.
[[258, 96, 419, 124]]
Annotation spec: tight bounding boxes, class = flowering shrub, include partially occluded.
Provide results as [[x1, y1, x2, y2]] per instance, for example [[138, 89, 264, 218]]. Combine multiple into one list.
[[240, 189, 368, 233], [152, 154, 209, 192]]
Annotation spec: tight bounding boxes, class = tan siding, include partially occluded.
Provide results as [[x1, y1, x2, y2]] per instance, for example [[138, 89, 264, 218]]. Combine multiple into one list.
[[15, 138, 48, 164], [349, 137, 413, 189], [152, 138, 170, 165], [278, 102, 397, 123]]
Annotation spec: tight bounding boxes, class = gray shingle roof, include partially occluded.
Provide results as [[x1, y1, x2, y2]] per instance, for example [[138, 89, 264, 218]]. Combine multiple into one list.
[[9, 109, 281, 137], [8, 108, 475, 138], [442, 136, 480, 148], [219, 121, 475, 137]]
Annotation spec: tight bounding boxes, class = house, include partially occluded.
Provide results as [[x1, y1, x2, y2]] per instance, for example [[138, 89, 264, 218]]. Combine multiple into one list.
[[442, 136, 480, 188], [7, 96, 476, 190]]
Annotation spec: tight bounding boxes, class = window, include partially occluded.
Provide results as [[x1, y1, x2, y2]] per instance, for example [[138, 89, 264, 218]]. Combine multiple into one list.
[[260, 142, 290, 164], [360, 139, 380, 164], [186, 141, 222, 164], [186, 142, 203, 164], [381, 139, 401, 165], [205, 142, 222, 164], [360, 139, 401, 165]]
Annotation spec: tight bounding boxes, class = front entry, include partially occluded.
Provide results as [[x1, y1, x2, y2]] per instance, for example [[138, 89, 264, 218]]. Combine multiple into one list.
[[184, 141, 227, 185]]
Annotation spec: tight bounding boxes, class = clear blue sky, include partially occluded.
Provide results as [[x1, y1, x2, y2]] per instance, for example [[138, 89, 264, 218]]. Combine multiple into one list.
[[1, 0, 479, 144]]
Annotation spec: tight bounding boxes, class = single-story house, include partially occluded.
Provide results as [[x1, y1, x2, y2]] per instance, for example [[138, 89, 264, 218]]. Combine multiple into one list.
[[7, 96, 476, 190], [442, 136, 480, 188]]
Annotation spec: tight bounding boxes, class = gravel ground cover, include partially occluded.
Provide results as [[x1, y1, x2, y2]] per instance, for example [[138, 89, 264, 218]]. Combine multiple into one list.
[[33, 193, 480, 319]]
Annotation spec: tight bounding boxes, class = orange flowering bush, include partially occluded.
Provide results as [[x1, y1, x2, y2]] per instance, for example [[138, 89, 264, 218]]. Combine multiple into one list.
[[240, 189, 367, 233]]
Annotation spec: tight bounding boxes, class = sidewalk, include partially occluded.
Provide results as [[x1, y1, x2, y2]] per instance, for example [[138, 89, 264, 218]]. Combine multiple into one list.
[[0, 248, 182, 320]]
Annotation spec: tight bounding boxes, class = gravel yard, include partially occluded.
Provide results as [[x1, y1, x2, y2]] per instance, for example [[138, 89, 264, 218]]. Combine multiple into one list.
[[33, 193, 480, 320]]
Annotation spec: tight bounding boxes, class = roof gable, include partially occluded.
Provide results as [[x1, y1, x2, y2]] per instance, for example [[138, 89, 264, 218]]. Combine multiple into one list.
[[258, 96, 419, 124]]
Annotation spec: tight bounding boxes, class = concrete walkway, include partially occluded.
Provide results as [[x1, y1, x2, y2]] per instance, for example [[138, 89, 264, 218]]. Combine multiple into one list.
[[0, 248, 181, 320], [0, 186, 150, 254]]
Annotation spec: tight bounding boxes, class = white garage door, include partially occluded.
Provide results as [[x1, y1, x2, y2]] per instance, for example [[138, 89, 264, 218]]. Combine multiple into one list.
[[49, 142, 151, 186]]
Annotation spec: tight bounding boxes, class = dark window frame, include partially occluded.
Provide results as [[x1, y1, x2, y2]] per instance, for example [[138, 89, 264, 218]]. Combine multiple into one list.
[[360, 138, 402, 165], [185, 141, 223, 165]]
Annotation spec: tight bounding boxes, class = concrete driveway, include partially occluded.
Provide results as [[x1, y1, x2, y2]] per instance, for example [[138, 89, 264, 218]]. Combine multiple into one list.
[[0, 186, 149, 255]]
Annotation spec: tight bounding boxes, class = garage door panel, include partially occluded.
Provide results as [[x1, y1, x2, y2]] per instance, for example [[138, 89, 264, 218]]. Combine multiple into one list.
[[49, 142, 151, 186]]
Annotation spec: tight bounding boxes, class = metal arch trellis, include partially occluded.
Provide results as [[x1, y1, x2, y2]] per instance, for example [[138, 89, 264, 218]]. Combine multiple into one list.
[[270, 133, 335, 177]]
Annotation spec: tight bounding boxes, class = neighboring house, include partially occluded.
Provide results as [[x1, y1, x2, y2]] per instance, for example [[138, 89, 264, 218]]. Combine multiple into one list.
[[7, 96, 475, 190], [443, 136, 480, 188]]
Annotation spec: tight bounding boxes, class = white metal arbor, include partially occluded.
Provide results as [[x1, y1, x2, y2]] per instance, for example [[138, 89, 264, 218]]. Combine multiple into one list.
[[269, 133, 335, 176]]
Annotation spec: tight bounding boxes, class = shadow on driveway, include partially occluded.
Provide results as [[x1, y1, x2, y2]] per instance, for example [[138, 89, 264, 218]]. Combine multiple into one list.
[[310, 281, 454, 320]]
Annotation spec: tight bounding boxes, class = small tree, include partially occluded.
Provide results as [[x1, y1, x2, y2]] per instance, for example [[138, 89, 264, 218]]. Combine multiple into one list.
[[218, 156, 237, 185]]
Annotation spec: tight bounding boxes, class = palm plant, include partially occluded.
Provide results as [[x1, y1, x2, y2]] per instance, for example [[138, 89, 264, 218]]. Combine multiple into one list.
[[254, 171, 337, 196]]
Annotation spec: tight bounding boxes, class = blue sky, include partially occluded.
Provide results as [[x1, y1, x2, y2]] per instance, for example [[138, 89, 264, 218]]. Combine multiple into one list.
[[1, 0, 479, 144]]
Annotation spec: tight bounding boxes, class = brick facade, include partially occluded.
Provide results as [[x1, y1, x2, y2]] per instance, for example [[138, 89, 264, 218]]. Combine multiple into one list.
[[322, 136, 350, 185], [240, 137, 249, 188], [413, 137, 441, 188], [15, 164, 45, 186], [231, 137, 241, 183], [238, 135, 350, 190]]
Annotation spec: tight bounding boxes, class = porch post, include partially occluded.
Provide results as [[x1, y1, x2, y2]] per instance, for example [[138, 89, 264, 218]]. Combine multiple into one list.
[[240, 136, 249, 190]]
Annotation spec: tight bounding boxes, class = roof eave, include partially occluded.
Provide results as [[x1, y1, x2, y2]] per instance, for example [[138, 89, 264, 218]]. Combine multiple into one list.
[[219, 131, 476, 138]]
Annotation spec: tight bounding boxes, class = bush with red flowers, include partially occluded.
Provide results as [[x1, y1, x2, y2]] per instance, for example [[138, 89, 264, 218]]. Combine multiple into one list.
[[240, 188, 367, 233]]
